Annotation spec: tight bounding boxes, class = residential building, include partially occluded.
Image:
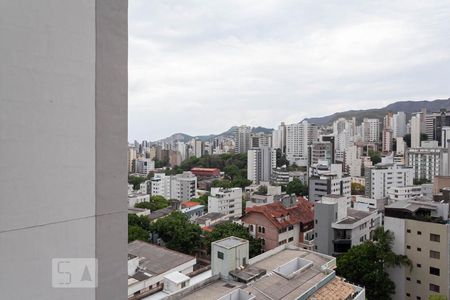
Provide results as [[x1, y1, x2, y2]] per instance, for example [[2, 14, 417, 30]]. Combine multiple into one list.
[[150, 172, 197, 201], [309, 173, 351, 202], [333, 118, 355, 162], [195, 212, 228, 229], [166, 237, 365, 300], [180, 203, 205, 221], [385, 200, 450, 300], [407, 146, 446, 182], [361, 118, 380, 143], [309, 141, 334, 166], [150, 173, 172, 199], [234, 125, 252, 154], [136, 158, 155, 176], [285, 121, 318, 166], [364, 163, 414, 200], [127, 241, 196, 299], [272, 122, 287, 152], [314, 195, 382, 256], [344, 144, 363, 177], [411, 113, 422, 148], [128, 193, 150, 208], [208, 187, 243, 219], [247, 147, 277, 184], [250, 132, 272, 148], [0, 1, 128, 299], [396, 137, 406, 156], [387, 186, 422, 202], [425, 109, 450, 144], [193, 140, 204, 158], [242, 196, 314, 251], [393, 111, 407, 138]]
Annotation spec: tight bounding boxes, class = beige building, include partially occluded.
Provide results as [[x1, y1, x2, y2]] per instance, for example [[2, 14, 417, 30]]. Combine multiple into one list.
[[385, 200, 450, 300]]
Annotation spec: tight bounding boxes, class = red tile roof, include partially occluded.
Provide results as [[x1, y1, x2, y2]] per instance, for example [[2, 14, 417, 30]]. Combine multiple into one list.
[[244, 197, 314, 229], [182, 201, 201, 208]]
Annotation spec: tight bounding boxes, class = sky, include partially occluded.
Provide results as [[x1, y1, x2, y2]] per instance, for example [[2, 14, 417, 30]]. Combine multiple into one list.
[[129, 0, 450, 141]]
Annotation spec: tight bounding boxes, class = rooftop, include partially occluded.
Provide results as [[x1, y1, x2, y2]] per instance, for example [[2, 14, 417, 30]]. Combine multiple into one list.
[[334, 208, 374, 225], [178, 245, 362, 300], [244, 197, 314, 229], [195, 212, 226, 224], [213, 236, 249, 249], [128, 241, 195, 276]]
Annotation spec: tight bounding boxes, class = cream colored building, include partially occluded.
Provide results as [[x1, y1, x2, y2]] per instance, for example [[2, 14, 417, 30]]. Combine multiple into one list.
[[385, 200, 450, 300]]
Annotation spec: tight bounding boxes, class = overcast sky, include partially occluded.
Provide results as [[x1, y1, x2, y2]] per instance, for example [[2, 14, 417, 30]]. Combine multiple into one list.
[[129, 0, 450, 141]]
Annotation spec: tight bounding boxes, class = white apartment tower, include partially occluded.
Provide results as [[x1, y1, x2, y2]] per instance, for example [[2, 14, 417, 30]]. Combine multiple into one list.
[[393, 112, 407, 138], [234, 125, 252, 154], [272, 122, 287, 153], [286, 121, 318, 166], [247, 147, 277, 184], [362, 118, 380, 143], [411, 113, 422, 148]]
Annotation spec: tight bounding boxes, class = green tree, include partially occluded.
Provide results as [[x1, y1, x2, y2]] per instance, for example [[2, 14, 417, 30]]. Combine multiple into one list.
[[204, 222, 262, 258], [403, 133, 428, 148], [337, 227, 411, 300], [413, 178, 431, 185], [149, 211, 202, 254], [254, 185, 268, 195], [286, 179, 308, 196], [368, 149, 381, 165], [128, 225, 149, 243], [351, 182, 365, 195], [135, 195, 169, 211], [128, 214, 151, 242], [128, 175, 146, 190]]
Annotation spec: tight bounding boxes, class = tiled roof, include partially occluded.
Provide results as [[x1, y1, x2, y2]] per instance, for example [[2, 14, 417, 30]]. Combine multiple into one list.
[[244, 197, 314, 229], [182, 201, 201, 208]]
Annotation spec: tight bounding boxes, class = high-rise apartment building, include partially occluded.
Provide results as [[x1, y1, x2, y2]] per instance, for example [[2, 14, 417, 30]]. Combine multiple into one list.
[[361, 118, 380, 143], [364, 163, 414, 199], [286, 121, 318, 166], [0, 1, 128, 299], [385, 200, 450, 300], [309, 141, 334, 166], [272, 122, 287, 152], [150, 172, 197, 201], [234, 125, 252, 154], [250, 132, 272, 148], [411, 113, 422, 148], [393, 111, 407, 138], [407, 147, 446, 182], [247, 147, 277, 184]]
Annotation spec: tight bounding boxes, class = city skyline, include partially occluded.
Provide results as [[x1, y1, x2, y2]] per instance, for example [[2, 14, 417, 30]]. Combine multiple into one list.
[[129, 0, 450, 141]]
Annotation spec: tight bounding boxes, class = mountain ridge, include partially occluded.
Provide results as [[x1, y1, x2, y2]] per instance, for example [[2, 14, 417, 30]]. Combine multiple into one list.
[[155, 98, 450, 143]]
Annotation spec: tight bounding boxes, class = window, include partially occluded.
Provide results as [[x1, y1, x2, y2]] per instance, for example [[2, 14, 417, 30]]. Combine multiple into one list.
[[217, 251, 224, 260], [406, 293, 411, 297], [248, 225, 254, 232], [288, 237, 294, 242], [429, 284, 440, 293], [417, 247, 421, 252], [181, 282, 187, 288], [430, 267, 440, 276], [315, 219, 318, 224], [430, 250, 440, 259], [406, 277, 411, 281], [430, 233, 440, 242], [288, 225, 294, 231], [417, 264, 421, 268], [406, 245, 411, 249], [416, 297, 421, 300], [417, 231, 422, 235], [407, 229, 411, 233], [258, 226, 265, 234], [315, 232, 318, 238], [416, 280, 421, 284]]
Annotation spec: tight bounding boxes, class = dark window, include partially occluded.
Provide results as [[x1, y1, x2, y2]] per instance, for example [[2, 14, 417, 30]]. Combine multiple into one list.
[[217, 251, 224, 260], [416, 280, 421, 284], [407, 229, 411, 233], [288, 237, 294, 242], [417, 247, 421, 252], [416, 297, 421, 300], [406, 277, 411, 281], [430, 284, 440, 292], [417, 231, 422, 235], [417, 264, 421, 268], [430, 233, 440, 242], [406, 245, 411, 249], [430, 267, 440, 276], [315, 219, 318, 224], [406, 293, 410, 297], [430, 250, 440, 259]]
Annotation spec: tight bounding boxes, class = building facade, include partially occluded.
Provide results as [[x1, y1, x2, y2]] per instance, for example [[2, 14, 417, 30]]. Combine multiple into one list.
[[247, 147, 277, 184], [208, 187, 243, 219], [365, 163, 414, 200]]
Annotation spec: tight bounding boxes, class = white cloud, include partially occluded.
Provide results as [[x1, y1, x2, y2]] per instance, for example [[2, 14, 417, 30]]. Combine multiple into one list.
[[129, 0, 450, 141]]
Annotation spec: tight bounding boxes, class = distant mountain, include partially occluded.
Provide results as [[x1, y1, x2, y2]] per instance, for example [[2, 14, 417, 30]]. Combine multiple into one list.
[[156, 126, 274, 143], [304, 98, 450, 125]]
